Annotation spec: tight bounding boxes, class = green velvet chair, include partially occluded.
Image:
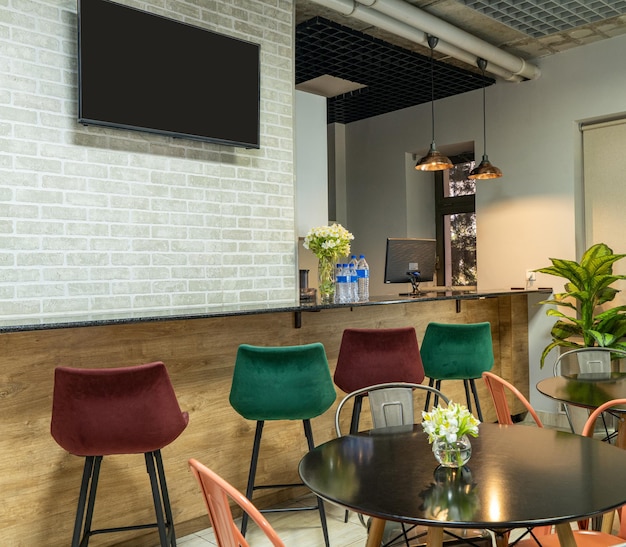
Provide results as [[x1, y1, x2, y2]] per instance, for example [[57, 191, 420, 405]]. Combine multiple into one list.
[[229, 342, 336, 547], [420, 322, 494, 421]]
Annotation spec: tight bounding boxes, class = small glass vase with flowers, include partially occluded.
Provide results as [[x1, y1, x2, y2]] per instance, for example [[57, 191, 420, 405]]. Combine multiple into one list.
[[303, 223, 354, 304], [421, 402, 480, 468]]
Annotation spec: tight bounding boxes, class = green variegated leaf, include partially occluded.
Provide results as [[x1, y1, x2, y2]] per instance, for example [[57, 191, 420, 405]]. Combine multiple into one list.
[[545, 309, 579, 325], [550, 319, 583, 339], [587, 330, 616, 347], [540, 339, 583, 368]]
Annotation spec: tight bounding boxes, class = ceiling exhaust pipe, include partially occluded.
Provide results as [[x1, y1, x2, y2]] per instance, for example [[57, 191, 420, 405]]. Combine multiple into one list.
[[306, 0, 541, 82]]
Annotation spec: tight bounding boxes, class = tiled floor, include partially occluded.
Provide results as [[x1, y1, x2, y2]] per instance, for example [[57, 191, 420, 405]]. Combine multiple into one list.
[[172, 493, 504, 547], [173, 494, 369, 546]]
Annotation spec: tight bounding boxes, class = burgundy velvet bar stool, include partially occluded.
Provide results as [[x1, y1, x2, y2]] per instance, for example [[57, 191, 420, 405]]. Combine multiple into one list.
[[334, 327, 426, 434], [50, 361, 189, 547]]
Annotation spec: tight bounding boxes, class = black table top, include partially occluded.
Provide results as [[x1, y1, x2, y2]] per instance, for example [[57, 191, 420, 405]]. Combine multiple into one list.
[[537, 374, 626, 411], [299, 423, 626, 530]]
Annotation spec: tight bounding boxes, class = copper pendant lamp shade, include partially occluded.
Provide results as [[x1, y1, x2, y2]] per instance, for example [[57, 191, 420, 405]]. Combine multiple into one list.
[[416, 36, 452, 172], [469, 156, 502, 179], [417, 144, 454, 171], [469, 58, 502, 180]]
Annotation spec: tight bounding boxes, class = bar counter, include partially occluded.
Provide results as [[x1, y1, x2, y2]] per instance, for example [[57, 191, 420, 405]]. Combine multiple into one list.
[[0, 288, 548, 546]]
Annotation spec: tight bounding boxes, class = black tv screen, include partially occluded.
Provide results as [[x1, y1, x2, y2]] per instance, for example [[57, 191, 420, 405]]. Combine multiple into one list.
[[77, 0, 261, 148]]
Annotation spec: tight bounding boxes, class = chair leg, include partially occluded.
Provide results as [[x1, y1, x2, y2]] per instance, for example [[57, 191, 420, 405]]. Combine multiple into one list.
[[344, 394, 364, 523], [153, 450, 176, 545], [469, 379, 484, 421], [241, 420, 264, 537], [303, 419, 330, 547], [463, 380, 474, 415], [434, 380, 442, 408], [71, 453, 175, 547], [145, 450, 175, 546], [349, 394, 364, 434], [73, 455, 102, 547], [424, 378, 436, 412]]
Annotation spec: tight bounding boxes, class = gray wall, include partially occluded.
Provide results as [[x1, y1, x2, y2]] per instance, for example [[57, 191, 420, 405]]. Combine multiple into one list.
[[335, 33, 626, 411]]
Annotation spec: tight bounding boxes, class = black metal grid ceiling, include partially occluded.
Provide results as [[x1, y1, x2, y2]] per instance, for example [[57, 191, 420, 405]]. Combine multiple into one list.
[[296, 17, 494, 125]]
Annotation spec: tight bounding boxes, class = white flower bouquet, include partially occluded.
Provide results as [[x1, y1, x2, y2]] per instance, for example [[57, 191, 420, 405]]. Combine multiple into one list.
[[421, 402, 480, 444], [303, 223, 354, 260]]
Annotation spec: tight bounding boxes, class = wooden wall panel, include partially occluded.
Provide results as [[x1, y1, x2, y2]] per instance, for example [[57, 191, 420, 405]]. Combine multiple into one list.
[[0, 294, 529, 546]]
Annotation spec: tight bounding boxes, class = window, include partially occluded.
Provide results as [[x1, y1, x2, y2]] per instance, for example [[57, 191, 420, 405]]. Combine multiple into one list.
[[434, 158, 476, 286]]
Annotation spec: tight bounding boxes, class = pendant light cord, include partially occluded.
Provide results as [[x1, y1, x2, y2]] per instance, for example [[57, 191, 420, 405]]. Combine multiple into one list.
[[427, 35, 438, 144], [478, 58, 488, 158]]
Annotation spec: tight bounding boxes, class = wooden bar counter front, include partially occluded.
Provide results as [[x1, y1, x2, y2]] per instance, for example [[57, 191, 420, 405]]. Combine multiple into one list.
[[0, 291, 541, 546]]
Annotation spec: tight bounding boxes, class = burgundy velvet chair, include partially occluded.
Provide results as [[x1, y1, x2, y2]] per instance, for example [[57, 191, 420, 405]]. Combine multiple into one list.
[[50, 361, 189, 547], [334, 327, 426, 434]]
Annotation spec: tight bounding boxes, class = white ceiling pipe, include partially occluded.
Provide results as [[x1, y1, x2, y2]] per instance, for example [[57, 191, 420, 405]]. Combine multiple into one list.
[[357, 0, 541, 80], [307, 0, 539, 82], [347, 3, 524, 82]]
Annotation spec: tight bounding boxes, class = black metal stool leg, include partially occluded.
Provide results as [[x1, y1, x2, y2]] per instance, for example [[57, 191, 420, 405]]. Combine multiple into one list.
[[424, 378, 436, 412], [349, 394, 363, 434], [73, 455, 100, 547], [79, 455, 103, 547], [154, 450, 176, 546], [434, 380, 442, 408], [145, 450, 172, 547], [303, 419, 330, 547], [463, 380, 474, 414], [469, 379, 484, 421], [241, 420, 264, 537]]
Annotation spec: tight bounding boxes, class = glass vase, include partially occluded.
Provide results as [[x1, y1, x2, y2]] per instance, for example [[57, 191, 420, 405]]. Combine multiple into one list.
[[317, 256, 336, 304], [432, 434, 472, 468]]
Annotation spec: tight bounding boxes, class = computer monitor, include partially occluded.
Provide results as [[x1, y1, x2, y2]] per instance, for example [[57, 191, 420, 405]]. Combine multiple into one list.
[[384, 238, 436, 295]]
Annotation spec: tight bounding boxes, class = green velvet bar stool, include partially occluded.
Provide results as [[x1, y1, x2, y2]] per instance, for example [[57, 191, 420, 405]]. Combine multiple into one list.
[[420, 322, 494, 421], [229, 343, 336, 547]]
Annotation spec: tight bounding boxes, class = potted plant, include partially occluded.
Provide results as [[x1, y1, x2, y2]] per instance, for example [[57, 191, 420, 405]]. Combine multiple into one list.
[[536, 242, 626, 367]]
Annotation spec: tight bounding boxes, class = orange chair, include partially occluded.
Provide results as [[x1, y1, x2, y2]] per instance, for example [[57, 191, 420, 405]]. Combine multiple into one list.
[[482, 371, 549, 543], [482, 371, 543, 426], [513, 399, 626, 547], [188, 458, 285, 547]]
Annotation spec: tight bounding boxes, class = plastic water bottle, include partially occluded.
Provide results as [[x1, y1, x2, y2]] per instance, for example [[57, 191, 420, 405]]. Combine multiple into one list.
[[334, 263, 347, 304], [357, 254, 369, 302], [347, 260, 358, 303]]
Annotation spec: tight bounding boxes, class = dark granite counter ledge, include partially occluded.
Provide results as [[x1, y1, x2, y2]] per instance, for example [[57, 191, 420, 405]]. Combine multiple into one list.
[[0, 288, 551, 333]]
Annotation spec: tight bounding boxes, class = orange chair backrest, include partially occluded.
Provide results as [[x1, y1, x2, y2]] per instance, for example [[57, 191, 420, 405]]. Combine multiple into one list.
[[582, 398, 626, 540], [188, 458, 285, 547], [482, 371, 543, 427]]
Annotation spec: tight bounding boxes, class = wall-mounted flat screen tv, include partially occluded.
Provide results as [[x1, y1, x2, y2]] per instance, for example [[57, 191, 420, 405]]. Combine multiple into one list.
[[77, 0, 261, 149]]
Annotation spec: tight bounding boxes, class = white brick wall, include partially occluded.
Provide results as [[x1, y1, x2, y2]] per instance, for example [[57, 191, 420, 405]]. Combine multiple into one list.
[[0, 0, 297, 327]]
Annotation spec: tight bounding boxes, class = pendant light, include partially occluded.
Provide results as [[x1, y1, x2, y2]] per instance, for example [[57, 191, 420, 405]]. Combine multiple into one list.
[[416, 35, 453, 171], [469, 58, 502, 180]]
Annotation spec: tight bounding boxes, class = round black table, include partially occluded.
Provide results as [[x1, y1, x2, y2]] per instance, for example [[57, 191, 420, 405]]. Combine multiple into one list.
[[537, 374, 626, 446], [537, 374, 626, 412], [299, 423, 626, 547]]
